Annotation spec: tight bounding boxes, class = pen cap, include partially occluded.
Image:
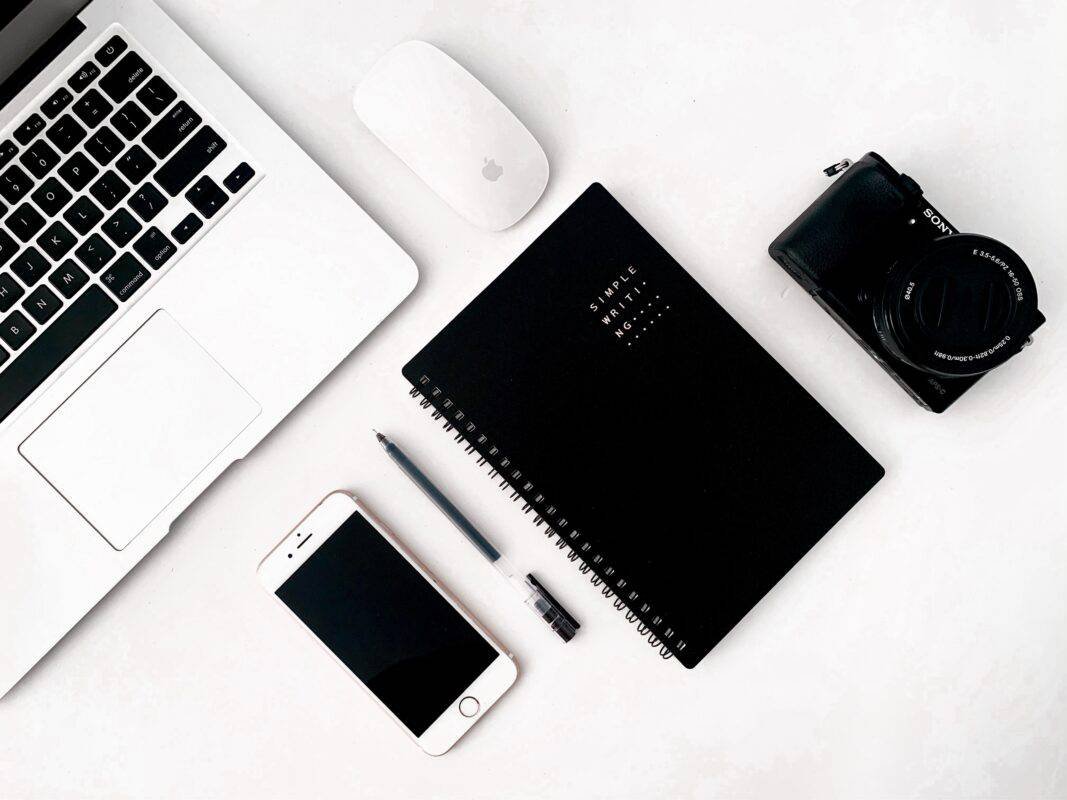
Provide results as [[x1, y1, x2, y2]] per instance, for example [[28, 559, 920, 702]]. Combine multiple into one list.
[[526, 573, 580, 642]]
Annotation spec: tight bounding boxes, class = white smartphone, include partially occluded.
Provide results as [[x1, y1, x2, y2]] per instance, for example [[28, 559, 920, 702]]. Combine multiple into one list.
[[257, 492, 518, 755]]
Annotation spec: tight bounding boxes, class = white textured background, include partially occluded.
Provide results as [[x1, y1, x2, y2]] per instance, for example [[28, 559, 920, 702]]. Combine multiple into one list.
[[2, 1, 1065, 797]]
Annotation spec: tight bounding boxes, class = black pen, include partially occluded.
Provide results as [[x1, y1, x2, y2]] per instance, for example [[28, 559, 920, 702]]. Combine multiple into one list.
[[375, 431, 579, 642]]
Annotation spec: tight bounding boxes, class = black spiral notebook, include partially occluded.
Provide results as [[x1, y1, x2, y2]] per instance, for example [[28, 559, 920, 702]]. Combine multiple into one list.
[[403, 183, 884, 668]]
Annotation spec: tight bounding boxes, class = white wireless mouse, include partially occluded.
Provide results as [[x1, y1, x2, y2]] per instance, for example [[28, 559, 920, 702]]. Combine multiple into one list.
[[354, 41, 549, 231]]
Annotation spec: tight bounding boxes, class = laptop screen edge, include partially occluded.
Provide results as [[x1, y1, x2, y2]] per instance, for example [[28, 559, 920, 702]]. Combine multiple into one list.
[[0, 0, 92, 112]]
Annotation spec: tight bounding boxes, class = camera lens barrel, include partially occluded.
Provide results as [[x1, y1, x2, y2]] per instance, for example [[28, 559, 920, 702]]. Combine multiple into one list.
[[873, 234, 1038, 378]]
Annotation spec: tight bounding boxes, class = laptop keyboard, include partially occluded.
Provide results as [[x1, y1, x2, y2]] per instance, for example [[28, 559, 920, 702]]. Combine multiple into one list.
[[0, 28, 259, 425]]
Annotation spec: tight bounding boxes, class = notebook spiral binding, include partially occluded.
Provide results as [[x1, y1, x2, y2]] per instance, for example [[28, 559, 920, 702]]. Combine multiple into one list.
[[410, 377, 679, 661]]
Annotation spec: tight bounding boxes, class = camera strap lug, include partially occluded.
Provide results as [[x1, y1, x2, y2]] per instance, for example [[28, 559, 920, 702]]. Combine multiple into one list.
[[823, 158, 853, 177]]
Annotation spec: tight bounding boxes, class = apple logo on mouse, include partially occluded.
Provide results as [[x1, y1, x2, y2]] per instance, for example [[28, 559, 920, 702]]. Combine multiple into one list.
[[482, 157, 503, 182]]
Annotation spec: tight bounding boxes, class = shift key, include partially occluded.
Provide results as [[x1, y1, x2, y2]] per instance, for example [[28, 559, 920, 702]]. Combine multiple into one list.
[[155, 126, 226, 196]]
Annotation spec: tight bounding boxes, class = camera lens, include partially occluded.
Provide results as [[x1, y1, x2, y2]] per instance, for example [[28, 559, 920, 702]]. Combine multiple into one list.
[[873, 234, 1038, 378]]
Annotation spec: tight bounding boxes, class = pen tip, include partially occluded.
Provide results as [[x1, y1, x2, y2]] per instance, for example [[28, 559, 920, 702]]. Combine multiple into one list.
[[374, 430, 386, 444]]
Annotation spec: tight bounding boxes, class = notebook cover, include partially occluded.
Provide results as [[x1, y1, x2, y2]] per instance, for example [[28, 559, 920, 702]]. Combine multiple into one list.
[[403, 183, 884, 668]]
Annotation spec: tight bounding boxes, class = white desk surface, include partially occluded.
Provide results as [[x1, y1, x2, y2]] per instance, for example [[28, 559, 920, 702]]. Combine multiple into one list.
[[3, 1, 1065, 797]]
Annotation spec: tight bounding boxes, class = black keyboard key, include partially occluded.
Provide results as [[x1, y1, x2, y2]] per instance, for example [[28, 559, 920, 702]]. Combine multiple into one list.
[[171, 213, 202, 244], [133, 226, 175, 269], [100, 52, 151, 102], [5, 204, 46, 243], [48, 260, 88, 299], [111, 101, 150, 140], [0, 345, 6, 367], [57, 151, 99, 191], [0, 140, 17, 170], [13, 114, 45, 146], [30, 177, 73, 217], [63, 195, 104, 235], [89, 169, 129, 210], [72, 88, 113, 129], [143, 101, 201, 159], [68, 62, 100, 93], [45, 115, 86, 157], [0, 272, 23, 312], [0, 165, 33, 204], [85, 126, 122, 164], [156, 127, 225, 196], [101, 252, 149, 301], [36, 221, 77, 260], [95, 35, 127, 67], [128, 182, 167, 221], [116, 144, 155, 184], [102, 208, 141, 247], [0, 286, 117, 423], [75, 233, 115, 273], [19, 140, 60, 179], [136, 76, 176, 115], [223, 162, 255, 194], [22, 284, 61, 324], [185, 175, 227, 219], [0, 230, 15, 267], [10, 247, 49, 286], [44, 114, 86, 155], [42, 87, 73, 119], [0, 310, 34, 350]]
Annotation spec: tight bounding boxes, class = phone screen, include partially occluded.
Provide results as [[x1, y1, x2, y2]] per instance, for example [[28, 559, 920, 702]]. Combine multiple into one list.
[[275, 510, 497, 736]]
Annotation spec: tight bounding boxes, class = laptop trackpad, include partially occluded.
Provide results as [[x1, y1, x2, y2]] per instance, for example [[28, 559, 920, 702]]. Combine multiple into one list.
[[20, 311, 261, 551]]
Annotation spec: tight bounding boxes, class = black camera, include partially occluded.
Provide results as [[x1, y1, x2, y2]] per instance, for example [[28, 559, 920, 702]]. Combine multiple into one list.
[[769, 152, 1044, 412]]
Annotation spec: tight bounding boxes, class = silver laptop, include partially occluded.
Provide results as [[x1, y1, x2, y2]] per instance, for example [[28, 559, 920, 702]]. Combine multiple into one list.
[[0, 0, 417, 697]]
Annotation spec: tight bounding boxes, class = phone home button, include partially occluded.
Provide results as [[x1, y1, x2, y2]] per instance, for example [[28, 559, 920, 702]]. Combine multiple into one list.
[[458, 696, 480, 717]]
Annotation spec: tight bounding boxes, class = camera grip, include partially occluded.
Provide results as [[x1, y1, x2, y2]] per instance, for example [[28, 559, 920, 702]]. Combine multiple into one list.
[[769, 153, 909, 288]]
